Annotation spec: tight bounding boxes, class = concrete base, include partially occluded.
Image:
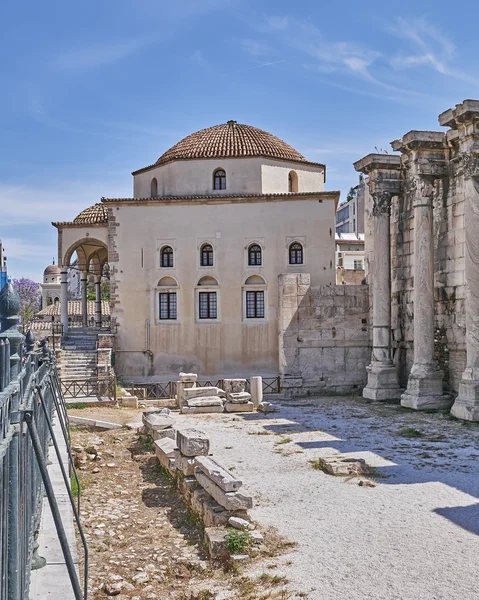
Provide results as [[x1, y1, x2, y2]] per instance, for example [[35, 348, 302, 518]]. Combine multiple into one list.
[[401, 369, 452, 410], [450, 379, 479, 421], [362, 363, 401, 401]]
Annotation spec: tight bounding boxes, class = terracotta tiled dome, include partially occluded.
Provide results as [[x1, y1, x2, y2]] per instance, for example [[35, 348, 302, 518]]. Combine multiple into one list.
[[155, 121, 307, 166], [44, 264, 61, 275], [73, 203, 108, 225]]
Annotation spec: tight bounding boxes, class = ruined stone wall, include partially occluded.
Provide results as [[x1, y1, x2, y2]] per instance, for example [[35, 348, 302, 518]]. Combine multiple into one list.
[[389, 170, 466, 392], [279, 273, 371, 395]]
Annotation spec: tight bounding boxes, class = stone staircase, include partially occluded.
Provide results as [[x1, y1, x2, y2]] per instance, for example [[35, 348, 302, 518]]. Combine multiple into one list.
[[60, 328, 98, 380]]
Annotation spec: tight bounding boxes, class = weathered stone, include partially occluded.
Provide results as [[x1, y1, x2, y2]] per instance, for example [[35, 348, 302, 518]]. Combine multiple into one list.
[[174, 450, 196, 476], [119, 395, 138, 408], [195, 456, 242, 492], [176, 428, 210, 457], [204, 527, 228, 559], [142, 412, 175, 431], [316, 456, 367, 477], [184, 387, 226, 400], [228, 517, 252, 530], [250, 377, 263, 409], [194, 468, 252, 510], [226, 392, 251, 403], [258, 402, 277, 413], [223, 379, 247, 394], [181, 405, 224, 414], [249, 530, 264, 543], [152, 428, 176, 441], [154, 438, 177, 470], [186, 395, 224, 407], [224, 401, 254, 412], [179, 372, 197, 382]]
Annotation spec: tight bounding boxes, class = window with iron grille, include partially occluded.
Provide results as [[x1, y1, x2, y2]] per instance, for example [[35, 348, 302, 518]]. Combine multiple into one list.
[[248, 244, 262, 266], [246, 290, 264, 318], [213, 169, 226, 190], [199, 291, 217, 319], [200, 244, 214, 266], [289, 242, 303, 265], [159, 292, 177, 320], [160, 246, 174, 267]]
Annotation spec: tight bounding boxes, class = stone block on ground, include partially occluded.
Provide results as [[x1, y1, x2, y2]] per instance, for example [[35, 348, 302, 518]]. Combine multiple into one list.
[[228, 516, 252, 530], [181, 405, 224, 414], [194, 468, 253, 511], [186, 395, 224, 407], [195, 455, 242, 492], [142, 411, 175, 431], [224, 401, 254, 413], [184, 387, 226, 400], [119, 395, 138, 408], [204, 527, 228, 559], [226, 391, 252, 404], [223, 379, 247, 394], [152, 428, 176, 441], [258, 402, 278, 413], [174, 449, 196, 476], [177, 428, 210, 457], [316, 456, 368, 477], [154, 438, 177, 470], [179, 372, 197, 382]]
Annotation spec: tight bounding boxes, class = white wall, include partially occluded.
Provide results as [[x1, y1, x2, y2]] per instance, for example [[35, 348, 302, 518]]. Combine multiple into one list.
[[133, 157, 324, 198], [110, 196, 336, 379]]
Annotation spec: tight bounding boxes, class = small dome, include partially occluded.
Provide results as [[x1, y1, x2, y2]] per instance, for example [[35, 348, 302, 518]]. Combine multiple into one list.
[[73, 203, 108, 225], [44, 264, 61, 276], [154, 121, 307, 167]]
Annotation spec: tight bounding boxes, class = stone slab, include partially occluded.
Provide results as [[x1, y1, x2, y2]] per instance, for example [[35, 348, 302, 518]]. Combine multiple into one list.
[[174, 449, 196, 476], [224, 401, 254, 413], [226, 392, 252, 403], [177, 428, 210, 457], [195, 455, 243, 492], [223, 379, 247, 394], [258, 402, 278, 413], [204, 527, 228, 559], [195, 468, 253, 511], [184, 386, 226, 399], [186, 395, 224, 407], [152, 428, 176, 441], [68, 416, 122, 429], [179, 372, 197, 382], [119, 395, 139, 408], [181, 405, 224, 414], [228, 516, 252, 530], [154, 438, 177, 470], [142, 412, 176, 431]]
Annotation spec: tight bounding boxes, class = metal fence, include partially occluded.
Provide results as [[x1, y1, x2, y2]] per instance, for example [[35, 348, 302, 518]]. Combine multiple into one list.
[[126, 376, 281, 400], [0, 282, 88, 600]]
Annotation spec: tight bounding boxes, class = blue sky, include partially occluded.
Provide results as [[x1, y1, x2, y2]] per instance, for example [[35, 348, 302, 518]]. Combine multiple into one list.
[[1, 0, 478, 281]]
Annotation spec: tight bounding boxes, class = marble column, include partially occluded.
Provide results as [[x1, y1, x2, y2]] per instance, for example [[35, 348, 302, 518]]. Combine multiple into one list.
[[60, 268, 69, 334], [94, 274, 102, 328], [451, 154, 479, 420], [363, 191, 401, 400], [401, 176, 451, 409], [81, 271, 88, 327]]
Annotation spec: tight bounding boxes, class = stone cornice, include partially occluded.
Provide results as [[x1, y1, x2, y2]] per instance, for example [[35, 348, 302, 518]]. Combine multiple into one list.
[[391, 130, 447, 152], [439, 100, 479, 129], [391, 131, 448, 179], [354, 154, 402, 201], [353, 153, 401, 174]]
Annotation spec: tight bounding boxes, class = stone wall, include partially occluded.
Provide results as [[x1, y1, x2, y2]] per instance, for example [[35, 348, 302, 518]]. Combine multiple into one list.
[[278, 273, 371, 395]]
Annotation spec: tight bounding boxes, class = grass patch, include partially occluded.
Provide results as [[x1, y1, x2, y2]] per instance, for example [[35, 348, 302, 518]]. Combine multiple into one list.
[[309, 458, 328, 472], [275, 437, 292, 445], [67, 402, 87, 410], [225, 529, 252, 554], [258, 573, 289, 586], [71, 473, 85, 498], [397, 427, 424, 439], [248, 430, 273, 436]]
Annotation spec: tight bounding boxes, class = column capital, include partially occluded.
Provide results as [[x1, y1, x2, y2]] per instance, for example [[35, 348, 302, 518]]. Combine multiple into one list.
[[371, 190, 394, 216], [391, 131, 448, 179], [354, 153, 402, 203], [453, 151, 479, 180]]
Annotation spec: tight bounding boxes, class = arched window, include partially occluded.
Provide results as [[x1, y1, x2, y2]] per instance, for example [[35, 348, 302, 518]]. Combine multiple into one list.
[[289, 242, 303, 265], [160, 245, 174, 268], [213, 169, 226, 191], [200, 243, 214, 267], [288, 171, 298, 193], [151, 177, 158, 197], [248, 244, 262, 266]]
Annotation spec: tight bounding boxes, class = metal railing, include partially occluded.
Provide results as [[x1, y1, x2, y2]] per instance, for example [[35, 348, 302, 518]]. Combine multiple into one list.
[[125, 376, 281, 399], [0, 281, 88, 600], [60, 376, 116, 400]]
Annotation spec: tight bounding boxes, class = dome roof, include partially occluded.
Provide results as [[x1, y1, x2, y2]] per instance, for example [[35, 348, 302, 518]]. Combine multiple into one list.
[[73, 203, 108, 225], [44, 264, 61, 275], [154, 121, 307, 167]]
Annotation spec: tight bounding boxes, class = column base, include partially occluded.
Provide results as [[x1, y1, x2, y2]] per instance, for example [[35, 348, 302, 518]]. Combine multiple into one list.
[[362, 363, 401, 401], [450, 379, 479, 422], [401, 368, 451, 410]]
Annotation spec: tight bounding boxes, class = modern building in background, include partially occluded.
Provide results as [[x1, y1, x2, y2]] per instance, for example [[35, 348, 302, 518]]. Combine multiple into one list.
[[0, 240, 7, 289], [335, 233, 365, 285], [335, 176, 365, 235]]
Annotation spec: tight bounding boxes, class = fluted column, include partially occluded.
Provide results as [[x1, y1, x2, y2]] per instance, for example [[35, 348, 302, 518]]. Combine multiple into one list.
[[94, 274, 102, 328], [451, 152, 479, 419], [60, 268, 69, 334], [81, 271, 88, 327], [401, 176, 450, 409]]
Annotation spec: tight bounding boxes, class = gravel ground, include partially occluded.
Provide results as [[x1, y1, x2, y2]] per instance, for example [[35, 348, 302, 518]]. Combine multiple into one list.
[[177, 396, 479, 600]]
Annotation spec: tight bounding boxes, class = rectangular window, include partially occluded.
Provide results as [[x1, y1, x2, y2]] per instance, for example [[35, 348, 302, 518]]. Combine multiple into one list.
[[246, 291, 265, 318], [159, 292, 177, 320], [354, 260, 364, 270], [199, 291, 217, 319]]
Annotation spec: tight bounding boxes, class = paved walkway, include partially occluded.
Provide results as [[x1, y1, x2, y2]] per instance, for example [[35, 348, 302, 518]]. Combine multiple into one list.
[[29, 414, 79, 600], [179, 396, 479, 600]]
